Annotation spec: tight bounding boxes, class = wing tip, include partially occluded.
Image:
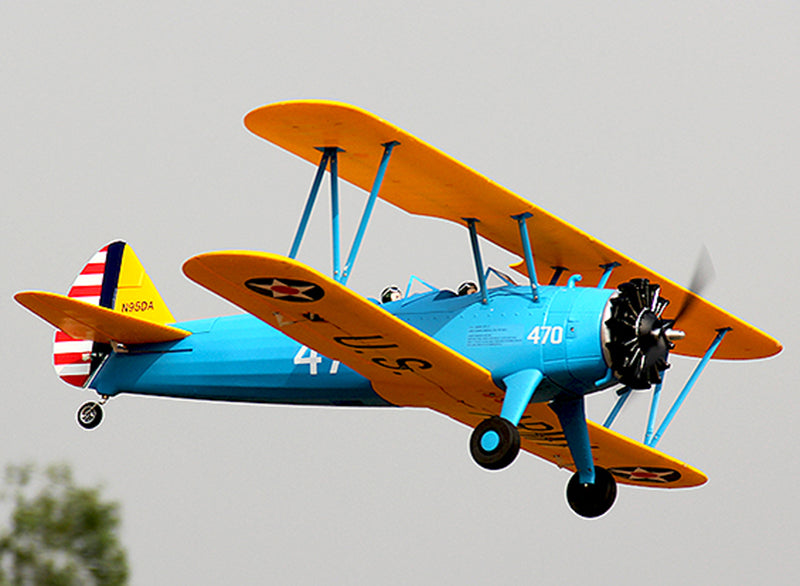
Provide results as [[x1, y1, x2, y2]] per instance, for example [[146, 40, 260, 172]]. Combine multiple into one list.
[[244, 100, 372, 137], [16, 290, 190, 344]]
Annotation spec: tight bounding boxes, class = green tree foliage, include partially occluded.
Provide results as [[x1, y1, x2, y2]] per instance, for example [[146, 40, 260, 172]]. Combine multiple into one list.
[[0, 464, 128, 585]]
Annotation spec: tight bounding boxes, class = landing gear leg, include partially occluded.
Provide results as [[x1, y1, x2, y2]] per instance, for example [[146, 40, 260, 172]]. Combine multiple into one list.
[[77, 396, 107, 430], [566, 466, 617, 518], [469, 369, 544, 471], [549, 397, 617, 517]]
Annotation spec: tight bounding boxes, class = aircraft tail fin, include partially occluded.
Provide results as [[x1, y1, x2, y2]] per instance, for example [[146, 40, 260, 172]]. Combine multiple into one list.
[[52, 241, 175, 387]]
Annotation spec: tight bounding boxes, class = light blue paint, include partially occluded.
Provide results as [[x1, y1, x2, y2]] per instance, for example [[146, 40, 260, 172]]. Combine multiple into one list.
[[602, 387, 631, 428], [512, 212, 539, 301], [340, 141, 399, 285], [485, 267, 517, 286], [550, 397, 595, 484], [289, 150, 330, 259], [480, 430, 500, 452], [91, 315, 392, 407], [329, 149, 341, 279], [500, 368, 544, 426], [649, 328, 731, 447], [567, 274, 582, 288], [464, 218, 488, 304], [401, 283, 614, 393], [644, 380, 663, 445], [597, 262, 621, 289], [403, 275, 440, 299], [88, 282, 618, 416], [594, 368, 614, 387]]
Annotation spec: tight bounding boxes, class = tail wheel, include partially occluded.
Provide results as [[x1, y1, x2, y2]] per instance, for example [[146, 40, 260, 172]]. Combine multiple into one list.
[[77, 401, 103, 430], [469, 416, 520, 470], [566, 466, 617, 518]]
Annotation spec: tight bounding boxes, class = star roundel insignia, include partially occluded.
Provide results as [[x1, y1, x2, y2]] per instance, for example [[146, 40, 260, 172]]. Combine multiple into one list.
[[245, 277, 325, 303], [608, 466, 681, 484]]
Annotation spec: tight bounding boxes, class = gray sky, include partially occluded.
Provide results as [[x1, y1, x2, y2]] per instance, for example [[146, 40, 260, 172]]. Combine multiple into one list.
[[2, 2, 798, 584]]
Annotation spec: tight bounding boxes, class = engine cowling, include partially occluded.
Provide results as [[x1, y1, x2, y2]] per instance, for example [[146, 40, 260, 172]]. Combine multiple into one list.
[[602, 278, 681, 389]]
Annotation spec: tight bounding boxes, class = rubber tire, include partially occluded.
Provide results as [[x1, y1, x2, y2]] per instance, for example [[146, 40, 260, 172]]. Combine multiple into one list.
[[469, 416, 521, 470], [566, 466, 617, 518], [77, 401, 103, 430]]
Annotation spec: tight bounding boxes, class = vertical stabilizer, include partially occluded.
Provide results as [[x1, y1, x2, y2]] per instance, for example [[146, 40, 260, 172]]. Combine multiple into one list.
[[52, 241, 174, 387], [113, 245, 175, 323]]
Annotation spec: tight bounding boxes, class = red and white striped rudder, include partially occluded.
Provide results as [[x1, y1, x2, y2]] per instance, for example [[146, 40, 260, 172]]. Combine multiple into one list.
[[47, 240, 176, 387], [53, 242, 122, 387]]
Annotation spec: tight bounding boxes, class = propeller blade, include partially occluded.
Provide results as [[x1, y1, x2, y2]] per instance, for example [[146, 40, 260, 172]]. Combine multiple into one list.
[[673, 246, 716, 322]]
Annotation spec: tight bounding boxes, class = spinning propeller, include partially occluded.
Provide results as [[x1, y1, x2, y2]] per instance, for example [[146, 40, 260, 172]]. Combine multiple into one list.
[[671, 245, 716, 324], [604, 248, 715, 390]]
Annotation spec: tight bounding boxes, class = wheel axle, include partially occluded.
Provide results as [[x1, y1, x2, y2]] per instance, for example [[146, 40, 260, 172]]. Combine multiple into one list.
[[77, 401, 104, 430], [566, 466, 617, 518], [469, 416, 520, 470]]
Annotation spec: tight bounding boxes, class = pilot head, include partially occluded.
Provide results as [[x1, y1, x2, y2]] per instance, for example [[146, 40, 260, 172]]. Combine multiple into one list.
[[380, 286, 403, 304], [457, 281, 478, 296]]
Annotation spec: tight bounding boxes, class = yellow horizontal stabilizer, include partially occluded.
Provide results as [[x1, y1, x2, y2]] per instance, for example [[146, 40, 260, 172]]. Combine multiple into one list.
[[15, 291, 190, 345], [183, 251, 703, 488], [244, 100, 781, 361]]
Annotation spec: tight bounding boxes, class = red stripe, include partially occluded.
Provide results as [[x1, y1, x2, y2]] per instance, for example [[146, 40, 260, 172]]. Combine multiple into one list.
[[99, 245, 109, 252], [60, 374, 89, 387], [55, 331, 82, 342], [53, 352, 88, 365], [81, 263, 106, 275], [68, 285, 102, 297]]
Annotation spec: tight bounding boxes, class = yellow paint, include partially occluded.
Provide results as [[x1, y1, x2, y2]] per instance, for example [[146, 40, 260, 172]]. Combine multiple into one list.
[[244, 100, 781, 361], [114, 244, 176, 324], [183, 251, 707, 488], [183, 251, 498, 409], [14, 291, 189, 345]]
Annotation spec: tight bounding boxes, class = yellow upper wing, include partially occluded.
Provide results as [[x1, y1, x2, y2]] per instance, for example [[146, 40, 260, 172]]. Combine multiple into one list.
[[183, 251, 706, 488], [243, 100, 781, 361], [15, 291, 190, 344]]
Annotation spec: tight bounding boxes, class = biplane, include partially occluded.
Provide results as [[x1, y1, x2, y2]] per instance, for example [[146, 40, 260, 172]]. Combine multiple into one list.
[[15, 100, 782, 518]]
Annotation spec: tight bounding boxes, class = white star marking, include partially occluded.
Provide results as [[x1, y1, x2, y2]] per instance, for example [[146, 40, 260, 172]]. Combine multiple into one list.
[[619, 467, 675, 483], [249, 279, 319, 301]]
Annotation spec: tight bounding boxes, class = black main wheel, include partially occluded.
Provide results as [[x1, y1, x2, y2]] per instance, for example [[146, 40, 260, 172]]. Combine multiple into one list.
[[566, 466, 617, 518], [77, 401, 103, 430], [469, 416, 520, 470]]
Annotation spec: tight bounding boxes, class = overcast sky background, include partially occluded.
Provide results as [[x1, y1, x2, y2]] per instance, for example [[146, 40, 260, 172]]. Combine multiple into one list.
[[2, 2, 798, 584]]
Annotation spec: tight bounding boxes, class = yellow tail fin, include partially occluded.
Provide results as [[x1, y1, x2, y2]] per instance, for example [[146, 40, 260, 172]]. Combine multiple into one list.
[[114, 244, 175, 324], [16, 240, 176, 388]]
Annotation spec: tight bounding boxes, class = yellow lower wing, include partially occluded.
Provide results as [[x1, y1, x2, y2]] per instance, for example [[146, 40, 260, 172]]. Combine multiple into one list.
[[183, 251, 705, 488], [15, 291, 190, 344], [183, 251, 498, 412], [451, 405, 707, 488]]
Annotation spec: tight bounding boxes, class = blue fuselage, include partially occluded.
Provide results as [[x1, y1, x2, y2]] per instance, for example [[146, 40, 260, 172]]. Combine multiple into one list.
[[90, 284, 617, 408]]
